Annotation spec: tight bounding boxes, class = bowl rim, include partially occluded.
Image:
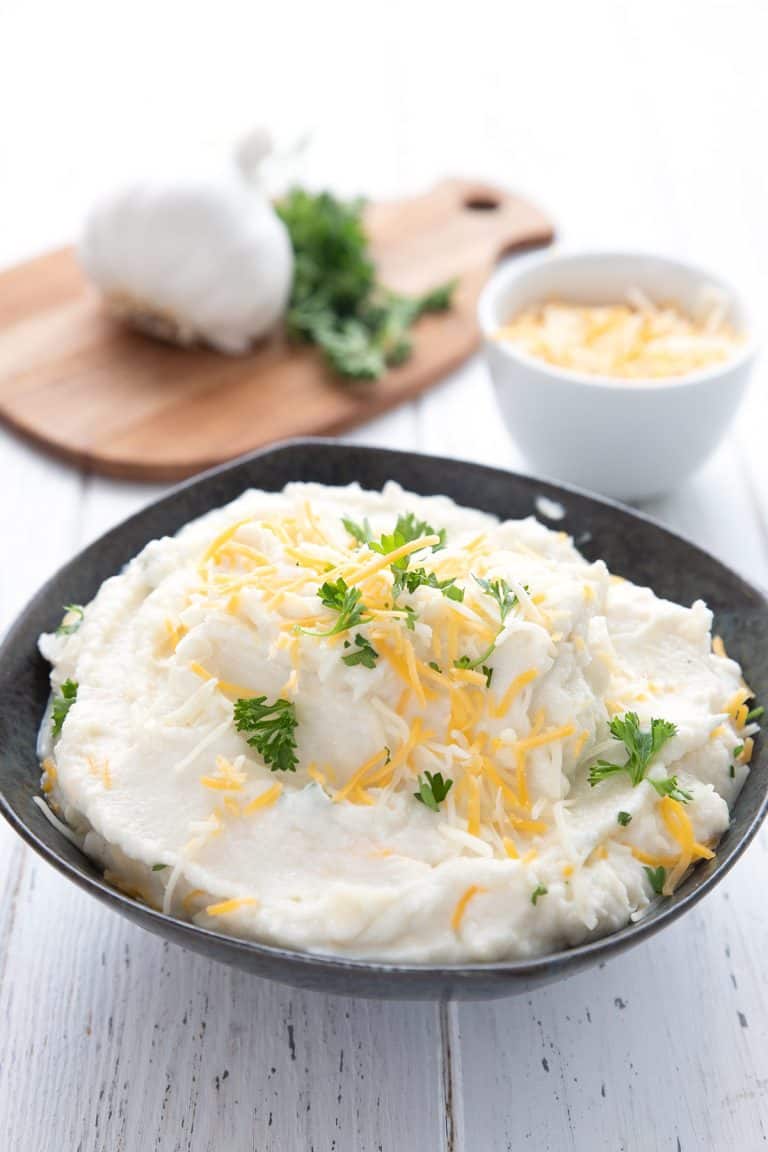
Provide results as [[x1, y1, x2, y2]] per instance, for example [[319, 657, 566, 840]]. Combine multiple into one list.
[[477, 246, 758, 393], [2, 437, 767, 984]]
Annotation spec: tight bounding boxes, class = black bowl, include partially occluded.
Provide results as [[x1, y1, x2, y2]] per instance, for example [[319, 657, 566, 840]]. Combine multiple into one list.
[[2, 440, 767, 1000]]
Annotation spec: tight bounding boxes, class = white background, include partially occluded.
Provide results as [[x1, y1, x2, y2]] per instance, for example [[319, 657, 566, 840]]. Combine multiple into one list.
[[2, 2, 768, 1148]]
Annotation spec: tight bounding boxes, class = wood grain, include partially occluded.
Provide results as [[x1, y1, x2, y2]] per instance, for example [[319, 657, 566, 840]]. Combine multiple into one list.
[[0, 180, 552, 482]]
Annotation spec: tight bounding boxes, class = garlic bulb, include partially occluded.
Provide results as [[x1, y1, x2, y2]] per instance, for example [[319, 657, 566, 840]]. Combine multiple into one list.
[[78, 131, 294, 354]]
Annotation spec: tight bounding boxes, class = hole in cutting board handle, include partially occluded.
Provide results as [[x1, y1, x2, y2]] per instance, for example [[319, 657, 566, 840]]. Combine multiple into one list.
[[463, 192, 501, 211]]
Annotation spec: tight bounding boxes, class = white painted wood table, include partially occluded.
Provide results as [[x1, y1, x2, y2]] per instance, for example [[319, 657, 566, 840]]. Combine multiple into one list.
[[2, 2, 768, 1147]]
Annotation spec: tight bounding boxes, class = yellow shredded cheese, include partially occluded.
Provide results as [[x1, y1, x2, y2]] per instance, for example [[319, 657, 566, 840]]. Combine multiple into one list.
[[242, 783, 283, 814], [451, 884, 486, 932], [41, 757, 57, 794], [204, 896, 258, 917], [495, 298, 742, 380]]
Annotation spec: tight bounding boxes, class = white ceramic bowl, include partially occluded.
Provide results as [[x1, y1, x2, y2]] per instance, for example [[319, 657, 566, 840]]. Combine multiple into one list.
[[478, 251, 756, 502]]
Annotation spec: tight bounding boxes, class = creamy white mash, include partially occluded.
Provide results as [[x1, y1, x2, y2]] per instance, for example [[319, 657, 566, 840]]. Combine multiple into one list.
[[37, 482, 757, 962]]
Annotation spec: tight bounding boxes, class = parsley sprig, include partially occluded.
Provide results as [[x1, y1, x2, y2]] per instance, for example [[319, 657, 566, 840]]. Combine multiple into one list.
[[234, 696, 298, 773], [454, 577, 522, 674], [588, 713, 677, 790], [301, 577, 370, 637], [414, 771, 453, 811], [392, 566, 462, 602], [370, 513, 446, 565], [276, 189, 456, 381], [644, 866, 667, 895], [474, 576, 519, 623], [51, 678, 78, 739]]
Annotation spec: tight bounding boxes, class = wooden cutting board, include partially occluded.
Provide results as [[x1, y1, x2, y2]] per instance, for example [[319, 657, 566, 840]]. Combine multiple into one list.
[[0, 180, 553, 481]]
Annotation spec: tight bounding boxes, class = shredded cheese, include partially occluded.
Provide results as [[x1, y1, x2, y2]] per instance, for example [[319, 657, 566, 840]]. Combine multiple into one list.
[[204, 896, 258, 917], [495, 297, 742, 380], [242, 783, 283, 814], [493, 668, 538, 718], [451, 884, 486, 933]]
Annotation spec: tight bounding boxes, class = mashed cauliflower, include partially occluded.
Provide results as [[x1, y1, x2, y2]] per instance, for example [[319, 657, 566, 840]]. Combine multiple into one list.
[[37, 482, 757, 962]]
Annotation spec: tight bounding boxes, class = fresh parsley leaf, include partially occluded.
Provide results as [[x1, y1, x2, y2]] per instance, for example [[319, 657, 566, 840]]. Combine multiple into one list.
[[746, 705, 764, 723], [301, 577, 369, 637], [392, 566, 459, 601], [56, 604, 84, 637], [404, 606, 418, 631], [371, 530, 407, 563], [276, 188, 456, 381], [617, 811, 632, 826], [51, 678, 78, 738], [474, 575, 520, 623], [414, 771, 453, 811], [342, 516, 372, 545], [394, 512, 446, 550], [650, 776, 693, 803], [234, 696, 298, 773], [644, 866, 666, 895], [588, 713, 677, 789], [587, 760, 625, 785], [531, 884, 548, 905], [453, 643, 496, 673], [455, 576, 526, 672], [371, 513, 444, 565], [342, 633, 379, 669]]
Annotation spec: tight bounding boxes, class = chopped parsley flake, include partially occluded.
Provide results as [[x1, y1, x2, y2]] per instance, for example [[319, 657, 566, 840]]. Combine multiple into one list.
[[56, 604, 84, 637], [51, 678, 78, 738], [414, 770, 453, 811], [341, 633, 379, 669], [644, 866, 667, 895], [746, 705, 764, 723], [531, 884, 548, 905], [733, 744, 744, 759], [151, 863, 168, 872], [617, 811, 632, 826], [234, 696, 299, 773], [650, 776, 693, 803]]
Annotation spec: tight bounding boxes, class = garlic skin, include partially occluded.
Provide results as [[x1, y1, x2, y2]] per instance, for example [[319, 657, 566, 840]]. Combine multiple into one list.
[[78, 142, 294, 355]]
